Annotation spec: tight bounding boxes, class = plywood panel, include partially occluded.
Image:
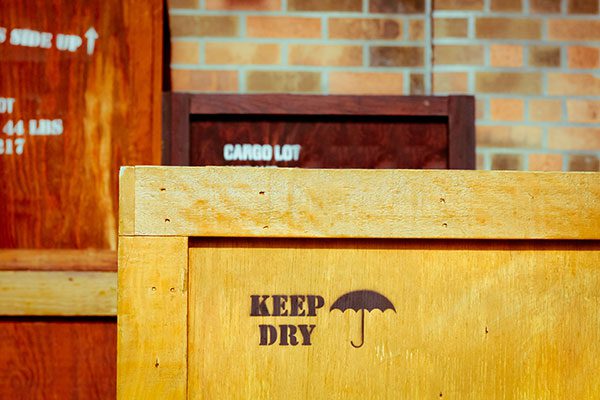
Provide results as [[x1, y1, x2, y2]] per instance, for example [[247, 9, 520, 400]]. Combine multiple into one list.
[[129, 167, 600, 239], [0, 0, 162, 249], [0, 318, 116, 400], [188, 239, 600, 399]]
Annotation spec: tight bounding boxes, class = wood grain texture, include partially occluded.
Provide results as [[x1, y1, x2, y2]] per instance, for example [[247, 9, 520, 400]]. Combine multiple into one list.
[[128, 166, 600, 239], [189, 94, 449, 116], [188, 238, 600, 399], [119, 166, 136, 236], [0, 0, 162, 249], [0, 249, 116, 271], [0, 317, 116, 400], [0, 271, 116, 315], [189, 115, 448, 168], [117, 236, 188, 399], [448, 95, 475, 169]]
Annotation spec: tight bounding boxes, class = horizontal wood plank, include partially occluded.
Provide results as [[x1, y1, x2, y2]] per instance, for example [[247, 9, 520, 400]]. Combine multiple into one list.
[[0, 271, 116, 316], [0, 249, 116, 271], [189, 94, 448, 116], [125, 166, 600, 240]]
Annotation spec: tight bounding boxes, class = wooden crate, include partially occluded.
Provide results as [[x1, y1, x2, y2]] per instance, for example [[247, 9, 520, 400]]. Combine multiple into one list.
[[162, 94, 475, 169], [118, 167, 600, 399]]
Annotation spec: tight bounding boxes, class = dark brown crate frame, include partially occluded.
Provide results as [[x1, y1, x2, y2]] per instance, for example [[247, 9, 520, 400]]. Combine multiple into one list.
[[162, 94, 475, 169]]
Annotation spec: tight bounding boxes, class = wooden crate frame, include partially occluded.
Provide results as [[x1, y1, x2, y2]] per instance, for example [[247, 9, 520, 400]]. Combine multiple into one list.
[[162, 94, 475, 169], [118, 166, 599, 399]]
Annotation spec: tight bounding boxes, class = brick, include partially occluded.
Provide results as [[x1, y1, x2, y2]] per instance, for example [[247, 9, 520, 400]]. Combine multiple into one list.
[[476, 72, 541, 95], [476, 99, 486, 120], [547, 73, 600, 96], [370, 46, 424, 67], [288, 0, 361, 11], [490, 99, 524, 121], [289, 45, 362, 66], [476, 153, 485, 169], [329, 19, 402, 40], [528, 154, 563, 171], [567, 100, 600, 123], [491, 0, 522, 11], [433, 18, 468, 38], [408, 20, 425, 41], [170, 15, 238, 37], [247, 71, 321, 93], [476, 18, 541, 40], [410, 73, 424, 95], [490, 45, 523, 67], [168, 0, 199, 8], [568, 46, 600, 69], [247, 16, 320, 39], [530, 0, 561, 13], [205, 0, 280, 10], [171, 69, 238, 92], [568, 0, 599, 14], [477, 125, 542, 148], [171, 41, 200, 64], [548, 127, 600, 151], [529, 99, 562, 122], [568, 155, 599, 171], [433, 45, 483, 65], [548, 20, 600, 41], [370, 0, 425, 13], [491, 154, 523, 171], [329, 72, 404, 94], [205, 42, 280, 65], [433, 72, 469, 93], [434, 0, 483, 10], [529, 46, 561, 67]]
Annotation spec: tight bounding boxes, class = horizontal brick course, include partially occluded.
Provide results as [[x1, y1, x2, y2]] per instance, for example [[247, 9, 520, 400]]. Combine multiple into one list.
[[435, 0, 483, 10], [567, 46, 600, 69], [529, 99, 562, 122], [529, 154, 563, 171], [171, 69, 238, 91], [530, 0, 561, 13], [246, 71, 321, 93], [433, 18, 469, 38], [528, 46, 561, 67], [548, 127, 600, 150], [567, 100, 600, 123], [476, 18, 541, 40], [247, 16, 321, 39], [477, 125, 542, 148], [548, 20, 600, 41], [205, 42, 280, 65], [171, 41, 200, 64], [329, 72, 404, 94], [409, 20, 425, 41], [568, 155, 599, 171], [476, 72, 542, 95], [329, 18, 403, 40], [490, 99, 524, 121], [547, 73, 600, 96], [433, 72, 469, 93], [168, 0, 199, 9], [205, 0, 280, 10], [491, 0, 522, 12], [491, 153, 523, 170], [288, 0, 361, 12], [490, 45, 523, 67], [567, 0, 599, 14], [370, 0, 425, 13], [170, 15, 238, 37], [370, 46, 425, 67], [289, 44, 362, 66], [433, 45, 484, 65]]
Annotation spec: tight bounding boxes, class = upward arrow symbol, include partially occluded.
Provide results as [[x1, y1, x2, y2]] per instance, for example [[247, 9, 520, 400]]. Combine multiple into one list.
[[84, 27, 98, 55]]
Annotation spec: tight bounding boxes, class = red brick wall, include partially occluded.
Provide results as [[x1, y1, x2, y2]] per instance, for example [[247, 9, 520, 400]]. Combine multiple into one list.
[[167, 0, 600, 171]]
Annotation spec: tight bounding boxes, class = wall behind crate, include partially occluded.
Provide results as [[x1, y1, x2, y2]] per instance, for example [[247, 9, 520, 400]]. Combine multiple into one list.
[[166, 0, 600, 172]]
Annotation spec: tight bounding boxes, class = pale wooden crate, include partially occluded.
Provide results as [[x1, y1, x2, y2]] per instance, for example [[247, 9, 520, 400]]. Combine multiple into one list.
[[118, 167, 600, 399]]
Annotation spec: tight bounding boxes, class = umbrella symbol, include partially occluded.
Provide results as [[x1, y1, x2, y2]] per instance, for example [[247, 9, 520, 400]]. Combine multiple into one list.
[[330, 290, 396, 348]]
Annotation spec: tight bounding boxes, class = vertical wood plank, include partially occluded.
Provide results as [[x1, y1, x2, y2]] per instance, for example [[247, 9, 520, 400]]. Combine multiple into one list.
[[119, 167, 136, 236], [117, 236, 188, 399], [170, 93, 191, 166], [448, 95, 475, 169]]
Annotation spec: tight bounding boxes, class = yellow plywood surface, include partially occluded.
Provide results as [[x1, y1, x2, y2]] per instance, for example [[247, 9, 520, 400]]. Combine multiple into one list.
[[117, 236, 188, 399], [188, 239, 600, 399], [0, 270, 116, 316], [125, 166, 600, 239]]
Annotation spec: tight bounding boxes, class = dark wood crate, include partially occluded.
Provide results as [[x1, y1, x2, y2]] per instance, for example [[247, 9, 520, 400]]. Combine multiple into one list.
[[163, 94, 475, 169]]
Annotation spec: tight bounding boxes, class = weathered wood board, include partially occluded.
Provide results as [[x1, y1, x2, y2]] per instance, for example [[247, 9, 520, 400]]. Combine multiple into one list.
[[118, 167, 600, 399]]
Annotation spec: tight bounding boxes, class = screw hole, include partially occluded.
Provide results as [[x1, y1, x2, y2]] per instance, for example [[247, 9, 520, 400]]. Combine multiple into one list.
[[165, 218, 170, 223], [259, 191, 265, 195], [170, 287, 175, 292], [442, 223, 448, 228], [439, 197, 445, 203], [154, 359, 160, 368], [151, 286, 156, 291], [160, 188, 166, 192]]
